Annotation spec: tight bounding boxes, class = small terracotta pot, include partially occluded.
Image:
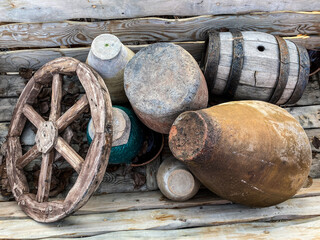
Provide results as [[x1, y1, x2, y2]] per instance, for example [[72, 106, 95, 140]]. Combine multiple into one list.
[[87, 34, 134, 104], [157, 156, 200, 201]]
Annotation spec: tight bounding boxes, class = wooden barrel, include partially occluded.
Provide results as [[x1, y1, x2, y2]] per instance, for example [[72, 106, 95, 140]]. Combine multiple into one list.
[[156, 156, 200, 201], [124, 43, 208, 134], [87, 34, 134, 104], [87, 106, 144, 164], [169, 101, 312, 207], [203, 31, 310, 105]]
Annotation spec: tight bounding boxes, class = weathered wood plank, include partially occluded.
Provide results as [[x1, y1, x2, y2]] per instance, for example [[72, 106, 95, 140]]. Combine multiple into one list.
[[0, 98, 17, 122], [49, 217, 320, 240], [0, 36, 318, 73], [1, 72, 318, 105], [1, 12, 319, 48], [286, 105, 320, 129], [284, 35, 320, 49], [1, 195, 320, 239], [0, 75, 26, 97], [1, 179, 319, 218], [0, 0, 319, 22], [0, 190, 225, 219], [0, 122, 9, 145], [311, 153, 320, 178], [0, 42, 205, 73], [0, 74, 85, 98]]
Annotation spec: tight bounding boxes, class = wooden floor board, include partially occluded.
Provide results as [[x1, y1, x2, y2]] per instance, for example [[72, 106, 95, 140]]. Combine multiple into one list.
[[53, 217, 320, 240], [1, 195, 320, 239], [0, 180, 319, 239]]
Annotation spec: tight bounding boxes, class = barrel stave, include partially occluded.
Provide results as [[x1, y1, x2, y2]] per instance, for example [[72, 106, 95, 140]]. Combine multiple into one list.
[[205, 31, 307, 104]]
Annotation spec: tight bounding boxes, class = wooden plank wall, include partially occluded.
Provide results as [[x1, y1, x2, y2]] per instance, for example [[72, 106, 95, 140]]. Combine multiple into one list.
[[0, 2, 320, 239], [1, 37, 320, 73], [0, 12, 319, 48], [0, 0, 319, 22]]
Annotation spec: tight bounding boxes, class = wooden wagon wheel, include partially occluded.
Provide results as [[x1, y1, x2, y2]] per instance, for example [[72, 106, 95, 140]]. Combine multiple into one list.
[[6, 57, 113, 223]]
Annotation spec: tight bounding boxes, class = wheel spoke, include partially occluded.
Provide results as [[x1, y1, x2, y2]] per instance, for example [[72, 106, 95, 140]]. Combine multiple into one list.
[[36, 151, 54, 203], [49, 74, 63, 121], [55, 137, 84, 173], [17, 145, 41, 169], [56, 94, 89, 132], [54, 126, 73, 162], [22, 104, 45, 129]]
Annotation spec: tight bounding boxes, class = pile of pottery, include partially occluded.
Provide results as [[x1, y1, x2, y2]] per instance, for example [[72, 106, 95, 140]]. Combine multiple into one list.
[[86, 32, 312, 207]]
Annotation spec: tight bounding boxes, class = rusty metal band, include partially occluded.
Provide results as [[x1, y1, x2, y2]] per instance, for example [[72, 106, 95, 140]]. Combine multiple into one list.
[[223, 31, 244, 99], [268, 36, 290, 104], [203, 31, 220, 94], [285, 44, 310, 105]]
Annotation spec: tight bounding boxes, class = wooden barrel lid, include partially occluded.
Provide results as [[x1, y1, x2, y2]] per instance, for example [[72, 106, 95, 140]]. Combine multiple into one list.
[[124, 43, 208, 134]]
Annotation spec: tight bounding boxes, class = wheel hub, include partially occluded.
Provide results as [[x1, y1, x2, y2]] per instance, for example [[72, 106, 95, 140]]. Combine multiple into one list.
[[35, 121, 58, 154]]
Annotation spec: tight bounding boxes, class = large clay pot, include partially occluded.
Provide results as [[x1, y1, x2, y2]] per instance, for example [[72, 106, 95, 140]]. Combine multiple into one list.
[[169, 100, 312, 207], [203, 31, 310, 105], [124, 43, 208, 134]]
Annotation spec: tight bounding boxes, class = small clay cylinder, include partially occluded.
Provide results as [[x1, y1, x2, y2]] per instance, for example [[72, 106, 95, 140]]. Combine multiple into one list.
[[87, 34, 134, 104], [87, 106, 144, 164], [157, 156, 200, 201], [169, 101, 312, 207], [124, 43, 208, 134]]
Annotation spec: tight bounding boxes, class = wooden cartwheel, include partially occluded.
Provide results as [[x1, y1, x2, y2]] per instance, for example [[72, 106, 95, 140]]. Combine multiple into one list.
[[5, 57, 113, 222]]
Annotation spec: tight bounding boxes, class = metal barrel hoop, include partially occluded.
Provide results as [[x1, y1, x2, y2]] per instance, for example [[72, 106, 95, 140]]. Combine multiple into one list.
[[285, 44, 310, 105], [269, 36, 290, 104], [223, 30, 244, 99], [203, 31, 220, 94]]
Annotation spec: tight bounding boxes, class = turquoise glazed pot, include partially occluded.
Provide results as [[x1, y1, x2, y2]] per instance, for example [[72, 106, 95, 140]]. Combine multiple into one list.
[[87, 105, 144, 164]]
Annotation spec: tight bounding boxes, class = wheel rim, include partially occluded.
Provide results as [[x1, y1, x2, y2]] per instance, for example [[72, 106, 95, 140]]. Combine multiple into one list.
[[6, 57, 113, 222]]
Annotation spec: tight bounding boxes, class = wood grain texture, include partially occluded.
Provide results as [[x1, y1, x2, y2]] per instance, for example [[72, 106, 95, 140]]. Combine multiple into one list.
[[22, 104, 45, 129], [0, 98, 17, 121], [0, 12, 319, 48], [49, 74, 62, 121], [36, 152, 54, 202], [0, 75, 26, 97], [286, 105, 320, 129], [47, 217, 320, 239], [55, 137, 84, 173], [0, 74, 85, 98], [0, 122, 9, 145], [1, 194, 320, 239], [310, 153, 320, 178], [0, 37, 318, 73], [56, 95, 89, 133], [16, 145, 40, 169], [0, 0, 319, 22], [1, 179, 319, 219]]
